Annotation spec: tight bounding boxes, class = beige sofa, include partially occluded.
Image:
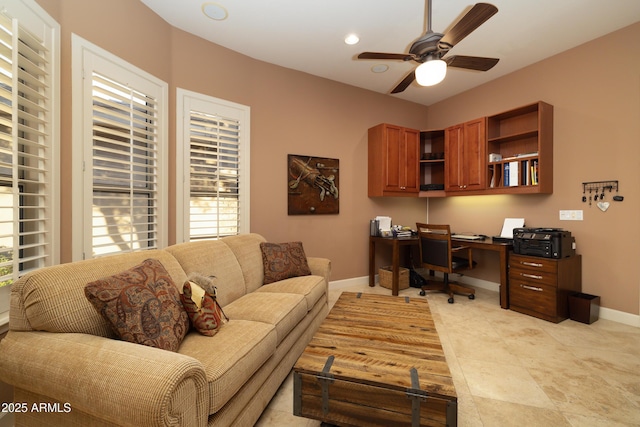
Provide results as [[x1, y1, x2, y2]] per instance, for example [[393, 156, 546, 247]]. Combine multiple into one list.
[[0, 233, 330, 426]]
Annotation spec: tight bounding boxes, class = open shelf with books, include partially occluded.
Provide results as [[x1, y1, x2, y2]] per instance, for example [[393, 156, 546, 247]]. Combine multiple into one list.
[[486, 101, 553, 194]]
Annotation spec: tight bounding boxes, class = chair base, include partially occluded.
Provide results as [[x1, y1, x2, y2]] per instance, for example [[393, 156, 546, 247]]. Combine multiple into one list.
[[419, 277, 475, 304]]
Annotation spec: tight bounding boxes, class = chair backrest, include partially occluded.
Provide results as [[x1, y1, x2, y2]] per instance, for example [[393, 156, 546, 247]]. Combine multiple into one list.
[[416, 223, 453, 274]]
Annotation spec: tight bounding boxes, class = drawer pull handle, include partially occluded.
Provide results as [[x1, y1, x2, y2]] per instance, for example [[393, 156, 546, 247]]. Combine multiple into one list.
[[521, 273, 543, 280], [522, 261, 543, 267], [520, 284, 543, 292]]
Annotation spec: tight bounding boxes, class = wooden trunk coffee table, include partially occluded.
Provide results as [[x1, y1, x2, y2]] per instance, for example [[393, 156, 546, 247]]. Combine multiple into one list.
[[293, 292, 457, 427]]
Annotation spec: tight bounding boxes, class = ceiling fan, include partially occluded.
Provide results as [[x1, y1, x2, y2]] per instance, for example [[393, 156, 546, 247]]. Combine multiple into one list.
[[357, 0, 499, 93]]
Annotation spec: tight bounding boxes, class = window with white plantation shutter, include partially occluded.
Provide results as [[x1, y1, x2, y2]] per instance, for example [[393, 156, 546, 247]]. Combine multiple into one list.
[[0, 0, 59, 327], [73, 35, 167, 259], [176, 89, 250, 242], [91, 73, 160, 256]]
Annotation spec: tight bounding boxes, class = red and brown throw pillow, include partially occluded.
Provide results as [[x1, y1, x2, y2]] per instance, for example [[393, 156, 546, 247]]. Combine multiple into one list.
[[260, 241, 312, 285], [181, 278, 228, 337], [84, 258, 189, 352]]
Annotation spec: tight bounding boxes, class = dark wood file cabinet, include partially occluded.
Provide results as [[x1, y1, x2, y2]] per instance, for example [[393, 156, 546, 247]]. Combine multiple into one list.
[[509, 254, 582, 323]]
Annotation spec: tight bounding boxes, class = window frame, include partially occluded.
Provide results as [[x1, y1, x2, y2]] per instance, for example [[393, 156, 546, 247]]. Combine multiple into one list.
[[175, 88, 250, 243], [71, 34, 168, 260]]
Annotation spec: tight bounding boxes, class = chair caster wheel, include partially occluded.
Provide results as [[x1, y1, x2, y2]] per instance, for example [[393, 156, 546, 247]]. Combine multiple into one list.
[[469, 294, 475, 300], [448, 297, 454, 304], [419, 290, 426, 296]]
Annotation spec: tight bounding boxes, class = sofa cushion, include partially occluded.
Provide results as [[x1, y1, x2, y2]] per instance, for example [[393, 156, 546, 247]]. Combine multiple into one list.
[[260, 241, 311, 285], [222, 233, 267, 294], [164, 240, 246, 307], [84, 259, 190, 352], [178, 319, 277, 413], [222, 292, 307, 345], [256, 274, 327, 312]]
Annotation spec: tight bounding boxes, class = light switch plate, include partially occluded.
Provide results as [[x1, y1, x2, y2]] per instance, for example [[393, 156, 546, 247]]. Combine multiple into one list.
[[559, 210, 583, 220]]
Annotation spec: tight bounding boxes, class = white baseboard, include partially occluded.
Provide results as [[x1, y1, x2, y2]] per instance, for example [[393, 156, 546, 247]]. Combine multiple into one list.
[[599, 307, 640, 327], [330, 274, 640, 328], [329, 275, 370, 290]]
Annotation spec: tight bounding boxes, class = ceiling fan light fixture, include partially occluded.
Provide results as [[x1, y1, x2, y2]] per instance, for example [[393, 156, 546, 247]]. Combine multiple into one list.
[[344, 34, 360, 45], [415, 59, 447, 86]]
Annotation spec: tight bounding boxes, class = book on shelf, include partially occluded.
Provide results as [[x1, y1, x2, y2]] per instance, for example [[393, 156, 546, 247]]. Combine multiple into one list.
[[508, 161, 519, 186], [530, 159, 539, 185]]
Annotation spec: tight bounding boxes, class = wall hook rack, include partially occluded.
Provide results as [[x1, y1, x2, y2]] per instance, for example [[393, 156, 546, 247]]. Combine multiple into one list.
[[581, 180, 621, 206], [582, 180, 618, 194]]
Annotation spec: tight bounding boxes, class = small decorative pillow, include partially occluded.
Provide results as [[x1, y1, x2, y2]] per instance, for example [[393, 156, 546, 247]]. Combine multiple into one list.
[[84, 259, 189, 352], [181, 280, 228, 337], [260, 241, 312, 285]]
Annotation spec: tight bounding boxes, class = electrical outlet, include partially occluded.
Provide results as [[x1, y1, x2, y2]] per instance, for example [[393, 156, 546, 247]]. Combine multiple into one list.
[[559, 210, 583, 221]]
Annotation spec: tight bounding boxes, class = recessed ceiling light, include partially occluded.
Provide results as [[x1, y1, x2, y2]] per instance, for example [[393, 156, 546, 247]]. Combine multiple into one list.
[[202, 2, 228, 21], [371, 64, 389, 73], [344, 34, 360, 45]]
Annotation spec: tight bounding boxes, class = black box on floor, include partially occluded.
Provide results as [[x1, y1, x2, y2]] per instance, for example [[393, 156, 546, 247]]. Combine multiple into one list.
[[568, 293, 600, 324]]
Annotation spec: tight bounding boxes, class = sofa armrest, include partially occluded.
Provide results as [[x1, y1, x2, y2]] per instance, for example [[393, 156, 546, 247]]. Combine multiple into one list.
[[307, 257, 331, 284], [0, 331, 208, 427]]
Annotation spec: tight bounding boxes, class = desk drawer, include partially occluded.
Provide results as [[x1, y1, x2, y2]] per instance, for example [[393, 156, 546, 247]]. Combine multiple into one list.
[[509, 281, 556, 317], [509, 267, 557, 287], [510, 254, 557, 274]]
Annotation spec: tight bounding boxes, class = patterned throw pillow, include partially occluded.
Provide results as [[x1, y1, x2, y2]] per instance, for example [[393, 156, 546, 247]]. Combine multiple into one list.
[[181, 280, 228, 336], [84, 259, 189, 352], [260, 241, 312, 285]]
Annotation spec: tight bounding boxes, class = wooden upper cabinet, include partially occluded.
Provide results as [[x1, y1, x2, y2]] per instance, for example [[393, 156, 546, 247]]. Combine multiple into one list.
[[444, 117, 487, 192], [368, 123, 420, 197]]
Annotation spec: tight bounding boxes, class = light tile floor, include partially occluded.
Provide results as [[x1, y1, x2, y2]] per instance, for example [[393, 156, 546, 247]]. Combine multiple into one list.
[[256, 282, 640, 426]]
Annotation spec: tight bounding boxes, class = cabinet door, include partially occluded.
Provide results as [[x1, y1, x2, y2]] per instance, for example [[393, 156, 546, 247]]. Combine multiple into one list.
[[444, 124, 463, 191], [399, 128, 419, 193], [445, 119, 486, 192], [461, 118, 486, 191], [381, 125, 418, 193], [368, 124, 419, 197]]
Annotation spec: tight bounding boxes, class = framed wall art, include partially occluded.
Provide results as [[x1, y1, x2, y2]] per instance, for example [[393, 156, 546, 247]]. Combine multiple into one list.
[[287, 154, 339, 215]]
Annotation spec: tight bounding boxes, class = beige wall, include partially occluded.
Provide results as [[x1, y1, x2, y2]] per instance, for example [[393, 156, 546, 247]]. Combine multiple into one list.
[[426, 22, 640, 316], [36, 0, 430, 282]]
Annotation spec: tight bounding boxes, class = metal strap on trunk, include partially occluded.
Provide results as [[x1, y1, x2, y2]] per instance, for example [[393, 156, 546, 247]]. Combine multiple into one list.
[[406, 367, 458, 427], [406, 367, 428, 427], [317, 355, 335, 415]]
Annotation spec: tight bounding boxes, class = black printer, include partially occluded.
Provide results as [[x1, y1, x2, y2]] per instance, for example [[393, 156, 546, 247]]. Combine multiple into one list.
[[513, 228, 575, 259]]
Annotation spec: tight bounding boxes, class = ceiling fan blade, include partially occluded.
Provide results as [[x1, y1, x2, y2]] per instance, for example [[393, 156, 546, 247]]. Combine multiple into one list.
[[358, 52, 415, 61], [445, 55, 499, 71], [439, 3, 498, 48], [391, 70, 416, 94]]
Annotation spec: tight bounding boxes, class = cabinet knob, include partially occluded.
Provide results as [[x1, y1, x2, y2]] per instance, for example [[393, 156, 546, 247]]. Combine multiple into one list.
[[400, 186, 406, 190]]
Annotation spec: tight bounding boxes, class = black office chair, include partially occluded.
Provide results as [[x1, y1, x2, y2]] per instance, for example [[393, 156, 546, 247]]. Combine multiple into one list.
[[415, 223, 476, 304]]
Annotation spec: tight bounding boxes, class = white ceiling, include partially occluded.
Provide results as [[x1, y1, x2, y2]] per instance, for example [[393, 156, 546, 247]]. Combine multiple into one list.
[[140, 0, 640, 106]]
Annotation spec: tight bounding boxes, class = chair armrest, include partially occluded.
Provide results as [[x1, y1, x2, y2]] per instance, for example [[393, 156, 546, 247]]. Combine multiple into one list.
[[0, 331, 208, 427], [307, 257, 331, 284]]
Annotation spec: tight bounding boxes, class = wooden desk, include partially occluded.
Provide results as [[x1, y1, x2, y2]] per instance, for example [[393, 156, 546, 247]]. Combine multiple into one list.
[[369, 235, 512, 309], [369, 236, 419, 296]]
